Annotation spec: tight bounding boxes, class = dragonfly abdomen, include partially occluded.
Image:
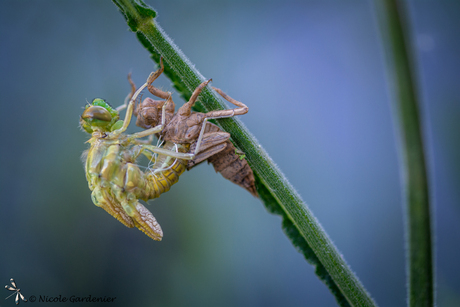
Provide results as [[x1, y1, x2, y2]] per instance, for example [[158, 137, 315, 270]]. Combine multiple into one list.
[[142, 142, 189, 199], [87, 141, 189, 202]]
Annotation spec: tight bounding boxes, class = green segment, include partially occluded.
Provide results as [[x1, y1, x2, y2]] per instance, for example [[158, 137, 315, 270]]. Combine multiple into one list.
[[80, 98, 121, 134], [111, 120, 124, 131], [90, 98, 119, 118]]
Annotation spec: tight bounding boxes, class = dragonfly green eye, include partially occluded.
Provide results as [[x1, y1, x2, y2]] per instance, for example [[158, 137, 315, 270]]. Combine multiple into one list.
[[82, 106, 112, 122], [80, 98, 121, 133]]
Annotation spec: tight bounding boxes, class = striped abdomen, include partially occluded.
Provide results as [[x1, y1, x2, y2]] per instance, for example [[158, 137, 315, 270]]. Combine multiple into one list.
[[85, 140, 188, 202], [141, 142, 188, 200]]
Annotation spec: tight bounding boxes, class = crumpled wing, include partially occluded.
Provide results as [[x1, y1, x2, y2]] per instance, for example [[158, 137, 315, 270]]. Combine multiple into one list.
[[92, 187, 135, 228], [131, 202, 163, 241]]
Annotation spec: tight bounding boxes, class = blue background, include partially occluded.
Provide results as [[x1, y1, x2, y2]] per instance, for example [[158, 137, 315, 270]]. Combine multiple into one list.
[[1, 1, 459, 306]]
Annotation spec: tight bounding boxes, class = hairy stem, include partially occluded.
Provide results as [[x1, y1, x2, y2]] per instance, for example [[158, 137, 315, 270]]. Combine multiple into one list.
[[375, 0, 434, 306], [112, 1, 378, 305]]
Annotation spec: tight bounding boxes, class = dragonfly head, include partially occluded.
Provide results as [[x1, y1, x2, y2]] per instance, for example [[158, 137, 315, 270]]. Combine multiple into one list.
[[80, 98, 122, 134]]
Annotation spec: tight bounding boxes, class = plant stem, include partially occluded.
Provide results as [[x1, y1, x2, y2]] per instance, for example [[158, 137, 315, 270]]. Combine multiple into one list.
[[113, 1, 379, 305], [374, 0, 434, 306]]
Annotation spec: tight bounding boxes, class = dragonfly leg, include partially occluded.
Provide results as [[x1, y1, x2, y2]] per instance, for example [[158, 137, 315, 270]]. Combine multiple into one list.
[[118, 57, 167, 114], [191, 87, 249, 155], [176, 79, 212, 117], [206, 87, 249, 118], [192, 116, 232, 156], [116, 72, 137, 112], [141, 144, 194, 160], [146, 58, 171, 100], [110, 80, 148, 137], [112, 61, 169, 136], [133, 134, 154, 144]]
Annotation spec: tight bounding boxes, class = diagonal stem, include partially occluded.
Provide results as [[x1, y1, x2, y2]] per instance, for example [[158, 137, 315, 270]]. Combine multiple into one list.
[[112, 1, 379, 305]]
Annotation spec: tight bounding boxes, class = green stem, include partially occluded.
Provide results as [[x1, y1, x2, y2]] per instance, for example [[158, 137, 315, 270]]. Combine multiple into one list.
[[113, 1, 378, 305], [375, 1, 434, 306]]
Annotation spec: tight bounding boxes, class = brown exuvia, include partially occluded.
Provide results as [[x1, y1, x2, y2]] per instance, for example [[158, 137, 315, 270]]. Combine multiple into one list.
[[130, 59, 257, 197]]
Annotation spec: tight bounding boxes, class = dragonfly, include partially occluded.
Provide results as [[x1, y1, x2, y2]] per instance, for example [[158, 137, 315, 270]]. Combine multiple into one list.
[[5, 278, 27, 305], [80, 60, 251, 240]]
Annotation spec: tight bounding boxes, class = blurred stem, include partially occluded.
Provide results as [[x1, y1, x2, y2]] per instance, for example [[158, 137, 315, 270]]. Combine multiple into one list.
[[113, 0, 378, 306], [375, 0, 434, 306]]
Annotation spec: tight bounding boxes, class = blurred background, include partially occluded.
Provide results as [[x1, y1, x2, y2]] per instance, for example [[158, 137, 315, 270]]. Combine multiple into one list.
[[1, 1, 459, 306]]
